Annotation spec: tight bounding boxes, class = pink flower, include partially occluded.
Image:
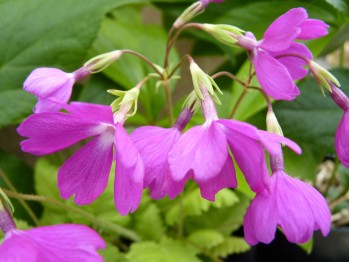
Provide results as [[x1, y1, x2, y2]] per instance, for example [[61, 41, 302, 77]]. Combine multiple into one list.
[[244, 170, 331, 245], [24, 67, 89, 113], [131, 108, 193, 200], [237, 8, 328, 100], [335, 110, 349, 168], [0, 224, 105, 261], [17, 102, 143, 215], [328, 83, 349, 168], [168, 87, 300, 200]]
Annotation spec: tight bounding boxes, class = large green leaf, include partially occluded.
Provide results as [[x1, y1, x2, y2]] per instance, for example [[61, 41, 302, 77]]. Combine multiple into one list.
[[0, 0, 147, 127]]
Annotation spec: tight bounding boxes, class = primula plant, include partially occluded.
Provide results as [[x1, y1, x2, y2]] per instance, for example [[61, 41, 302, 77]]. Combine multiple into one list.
[[0, 0, 348, 261]]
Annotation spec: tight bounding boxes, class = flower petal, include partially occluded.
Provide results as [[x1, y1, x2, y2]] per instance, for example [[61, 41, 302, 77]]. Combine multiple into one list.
[[58, 133, 114, 205], [24, 68, 75, 113], [335, 110, 349, 168], [260, 8, 307, 52], [244, 189, 277, 245], [114, 124, 144, 215], [17, 112, 111, 155], [0, 233, 38, 261], [168, 121, 228, 182], [197, 155, 237, 201], [131, 126, 181, 187], [254, 50, 299, 100], [65, 102, 114, 124], [297, 19, 329, 40], [218, 120, 269, 192], [273, 42, 313, 80], [131, 126, 185, 199]]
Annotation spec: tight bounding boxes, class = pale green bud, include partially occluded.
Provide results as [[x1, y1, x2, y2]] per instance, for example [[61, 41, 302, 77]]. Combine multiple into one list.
[[173, 2, 203, 29], [202, 23, 245, 46], [84, 50, 123, 73], [308, 60, 340, 95], [183, 90, 201, 113], [0, 188, 14, 214], [266, 110, 284, 138]]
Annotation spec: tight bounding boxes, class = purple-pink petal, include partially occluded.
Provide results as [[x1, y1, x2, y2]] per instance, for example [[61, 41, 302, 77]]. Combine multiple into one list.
[[297, 18, 329, 40], [273, 42, 313, 80], [24, 68, 75, 113], [114, 124, 144, 215], [168, 121, 228, 182], [58, 132, 114, 205], [65, 102, 114, 124], [197, 155, 237, 201], [0, 225, 105, 262], [244, 171, 331, 245], [131, 126, 184, 199], [222, 122, 269, 193], [260, 8, 307, 52], [335, 110, 349, 168], [254, 50, 299, 100], [18, 112, 112, 155]]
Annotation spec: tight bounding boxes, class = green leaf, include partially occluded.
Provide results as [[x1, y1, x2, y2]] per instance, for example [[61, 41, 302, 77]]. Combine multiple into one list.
[[188, 229, 225, 249], [100, 243, 126, 262], [0, 91, 36, 128], [185, 191, 250, 235], [165, 188, 238, 226], [0, 0, 147, 126], [134, 203, 165, 241], [211, 236, 250, 257], [126, 238, 201, 262]]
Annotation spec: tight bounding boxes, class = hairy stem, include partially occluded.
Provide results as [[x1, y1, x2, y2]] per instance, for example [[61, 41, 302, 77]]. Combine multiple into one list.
[[3, 189, 141, 242]]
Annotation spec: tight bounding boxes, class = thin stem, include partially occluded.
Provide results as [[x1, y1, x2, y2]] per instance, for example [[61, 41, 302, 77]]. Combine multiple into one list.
[[121, 49, 163, 77], [0, 168, 40, 226], [166, 23, 203, 67], [339, 45, 345, 68], [3, 189, 141, 242], [248, 85, 273, 111], [163, 79, 174, 126], [211, 71, 246, 87], [229, 89, 248, 119], [164, 26, 176, 69], [167, 54, 190, 79]]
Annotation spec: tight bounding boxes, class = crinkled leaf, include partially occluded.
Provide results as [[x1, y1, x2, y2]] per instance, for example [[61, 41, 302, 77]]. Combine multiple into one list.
[[134, 203, 165, 241], [126, 238, 200, 262], [188, 229, 225, 249], [211, 236, 250, 257], [165, 189, 238, 226]]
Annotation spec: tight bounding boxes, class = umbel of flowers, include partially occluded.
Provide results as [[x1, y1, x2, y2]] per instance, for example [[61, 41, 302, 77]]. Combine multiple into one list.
[[1, 1, 347, 261]]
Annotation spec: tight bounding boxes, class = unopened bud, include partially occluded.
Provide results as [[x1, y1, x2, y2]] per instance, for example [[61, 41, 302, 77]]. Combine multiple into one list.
[[202, 24, 244, 46], [308, 60, 340, 95], [173, 2, 203, 29], [266, 110, 284, 137], [84, 50, 123, 73]]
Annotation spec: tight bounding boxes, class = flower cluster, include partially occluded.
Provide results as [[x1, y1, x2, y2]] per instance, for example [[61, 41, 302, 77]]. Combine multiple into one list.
[[7, 3, 347, 261]]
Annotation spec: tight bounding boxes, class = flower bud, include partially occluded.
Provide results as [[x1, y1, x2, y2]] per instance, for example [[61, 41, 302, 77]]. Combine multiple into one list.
[[266, 110, 284, 137], [308, 60, 340, 95], [202, 24, 244, 46], [84, 50, 123, 73], [173, 2, 203, 29]]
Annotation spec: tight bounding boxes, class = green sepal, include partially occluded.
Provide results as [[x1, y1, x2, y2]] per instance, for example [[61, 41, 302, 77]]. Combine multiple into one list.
[[108, 87, 140, 117], [0, 188, 14, 214]]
